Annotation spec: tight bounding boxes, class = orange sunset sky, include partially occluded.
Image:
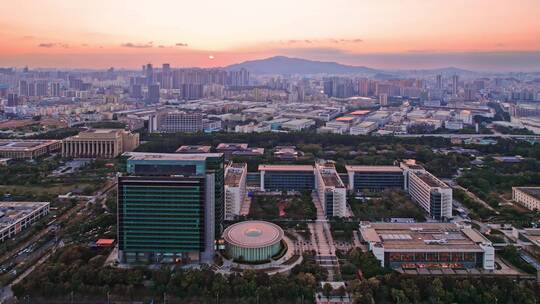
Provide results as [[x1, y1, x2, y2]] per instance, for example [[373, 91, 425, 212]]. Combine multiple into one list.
[[1, 0, 540, 70]]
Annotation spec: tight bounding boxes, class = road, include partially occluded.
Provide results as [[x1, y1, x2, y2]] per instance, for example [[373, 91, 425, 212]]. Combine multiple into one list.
[[396, 133, 540, 140], [453, 185, 497, 213], [309, 192, 339, 281]]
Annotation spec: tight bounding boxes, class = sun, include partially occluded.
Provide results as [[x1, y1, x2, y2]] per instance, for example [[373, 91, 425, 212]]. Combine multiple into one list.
[[208, 55, 215, 60]]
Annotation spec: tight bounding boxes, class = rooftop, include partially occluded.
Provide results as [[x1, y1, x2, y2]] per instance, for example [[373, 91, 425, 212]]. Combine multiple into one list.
[[124, 152, 222, 161], [175, 145, 212, 153], [223, 220, 284, 248], [360, 222, 491, 251], [0, 139, 60, 151], [350, 110, 371, 116], [515, 187, 540, 200], [317, 164, 345, 188], [0, 202, 49, 231], [225, 163, 246, 187], [216, 143, 249, 150], [345, 165, 403, 173], [413, 171, 449, 188], [258, 164, 314, 172]]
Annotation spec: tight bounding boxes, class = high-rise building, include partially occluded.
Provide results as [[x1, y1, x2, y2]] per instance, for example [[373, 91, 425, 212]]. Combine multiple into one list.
[[452, 75, 459, 95], [145, 63, 154, 86], [181, 83, 203, 100], [50, 82, 61, 97], [161, 63, 172, 89], [7, 93, 18, 107], [117, 152, 224, 264], [224, 163, 247, 220], [436, 74, 442, 89], [18, 80, 28, 96], [130, 84, 143, 99], [35, 80, 48, 97], [379, 93, 388, 106], [147, 83, 160, 103]]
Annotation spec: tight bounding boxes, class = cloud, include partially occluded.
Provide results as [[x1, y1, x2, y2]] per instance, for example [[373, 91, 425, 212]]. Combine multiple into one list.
[[37, 43, 69, 48], [175, 42, 188, 47], [329, 38, 363, 44], [121, 42, 153, 48]]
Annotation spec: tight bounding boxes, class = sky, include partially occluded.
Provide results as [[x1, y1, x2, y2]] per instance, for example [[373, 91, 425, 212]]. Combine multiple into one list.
[[1, 0, 540, 71]]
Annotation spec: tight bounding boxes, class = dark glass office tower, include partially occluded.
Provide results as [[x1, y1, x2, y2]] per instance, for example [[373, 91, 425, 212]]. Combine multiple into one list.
[[117, 152, 224, 264]]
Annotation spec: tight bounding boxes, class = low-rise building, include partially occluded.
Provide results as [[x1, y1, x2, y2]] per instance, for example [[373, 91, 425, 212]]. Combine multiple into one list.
[[175, 145, 212, 154], [0, 201, 50, 242], [62, 129, 139, 158], [273, 146, 301, 161], [359, 222, 495, 271], [350, 121, 378, 135], [259, 164, 315, 192], [0, 139, 61, 160], [216, 143, 264, 159], [345, 165, 404, 193], [512, 187, 540, 211], [281, 119, 315, 131]]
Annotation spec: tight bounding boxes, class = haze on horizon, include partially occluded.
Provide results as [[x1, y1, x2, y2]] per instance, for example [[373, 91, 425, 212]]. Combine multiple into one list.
[[1, 0, 540, 71]]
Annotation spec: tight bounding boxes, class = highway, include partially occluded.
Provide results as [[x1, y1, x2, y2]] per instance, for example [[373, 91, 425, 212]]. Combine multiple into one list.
[[395, 133, 540, 140]]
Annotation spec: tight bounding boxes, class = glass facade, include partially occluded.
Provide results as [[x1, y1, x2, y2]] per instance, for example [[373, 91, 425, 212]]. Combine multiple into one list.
[[353, 172, 404, 193], [118, 154, 224, 263], [118, 177, 205, 261], [227, 242, 282, 262], [264, 171, 314, 192], [385, 251, 482, 269]]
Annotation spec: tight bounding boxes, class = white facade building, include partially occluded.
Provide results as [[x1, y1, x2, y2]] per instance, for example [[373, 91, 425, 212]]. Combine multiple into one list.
[[224, 163, 248, 220]]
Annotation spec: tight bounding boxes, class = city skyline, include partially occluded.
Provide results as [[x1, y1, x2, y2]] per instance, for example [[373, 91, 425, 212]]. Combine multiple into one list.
[[1, 0, 540, 71]]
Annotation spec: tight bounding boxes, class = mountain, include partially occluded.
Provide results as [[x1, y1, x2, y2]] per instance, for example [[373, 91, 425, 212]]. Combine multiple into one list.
[[226, 56, 378, 75]]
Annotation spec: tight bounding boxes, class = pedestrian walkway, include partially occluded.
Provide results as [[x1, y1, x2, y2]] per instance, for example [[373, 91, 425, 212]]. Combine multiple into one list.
[[310, 192, 340, 281]]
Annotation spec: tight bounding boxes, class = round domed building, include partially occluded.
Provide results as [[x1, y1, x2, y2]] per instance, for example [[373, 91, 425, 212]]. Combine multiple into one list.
[[223, 220, 284, 262]]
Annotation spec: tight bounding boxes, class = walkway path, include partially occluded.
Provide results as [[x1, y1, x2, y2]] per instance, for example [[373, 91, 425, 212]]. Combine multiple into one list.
[[310, 192, 339, 281]]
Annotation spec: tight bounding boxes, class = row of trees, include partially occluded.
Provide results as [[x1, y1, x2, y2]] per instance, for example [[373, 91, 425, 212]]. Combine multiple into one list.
[[13, 246, 325, 303], [15, 245, 540, 303]]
